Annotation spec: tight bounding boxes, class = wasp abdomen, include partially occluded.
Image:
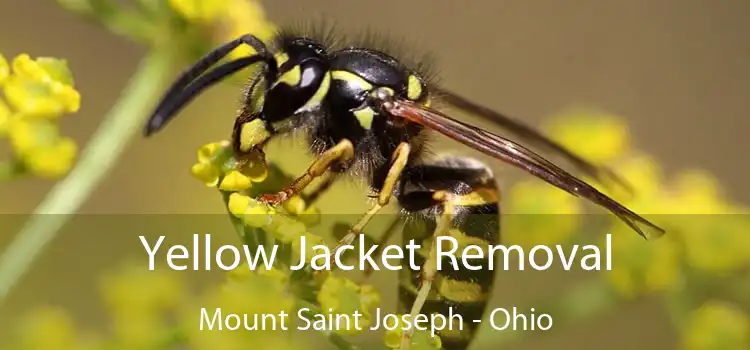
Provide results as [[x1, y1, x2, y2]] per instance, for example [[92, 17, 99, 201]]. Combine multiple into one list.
[[397, 156, 501, 350]]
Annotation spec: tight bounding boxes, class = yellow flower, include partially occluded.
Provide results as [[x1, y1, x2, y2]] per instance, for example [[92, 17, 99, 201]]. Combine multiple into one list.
[[504, 180, 582, 248], [283, 195, 307, 215], [100, 264, 186, 318], [680, 213, 750, 273], [0, 53, 80, 180], [663, 170, 732, 214], [4, 54, 80, 117], [600, 152, 665, 208], [111, 313, 164, 348], [383, 314, 443, 350], [7, 117, 55, 155], [16, 307, 79, 349], [603, 227, 682, 298], [99, 265, 187, 347], [683, 301, 748, 350], [168, 0, 277, 61], [219, 0, 277, 60], [6, 307, 103, 349], [616, 153, 663, 196], [184, 270, 297, 350], [272, 218, 307, 244], [7, 118, 78, 178], [190, 141, 268, 189], [0, 53, 8, 84], [257, 266, 291, 286], [191, 141, 229, 186], [12, 54, 74, 84], [219, 169, 253, 191], [235, 147, 269, 182], [291, 232, 326, 265], [317, 275, 381, 335], [0, 98, 12, 135], [197, 141, 228, 162], [282, 195, 322, 226], [227, 192, 274, 227], [191, 162, 220, 186], [544, 108, 631, 163], [648, 170, 750, 273], [168, 0, 227, 23], [297, 205, 322, 227], [227, 192, 252, 215], [23, 136, 77, 178], [209, 271, 293, 321]]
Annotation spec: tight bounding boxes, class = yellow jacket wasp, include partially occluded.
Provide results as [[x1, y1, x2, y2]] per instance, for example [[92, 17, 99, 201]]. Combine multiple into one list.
[[144, 25, 665, 350]]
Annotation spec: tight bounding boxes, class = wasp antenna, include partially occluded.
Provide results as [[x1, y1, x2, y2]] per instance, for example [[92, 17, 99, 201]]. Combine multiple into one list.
[[145, 56, 269, 136], [618, 212, 665, 240], [144, 34, 275, 136]]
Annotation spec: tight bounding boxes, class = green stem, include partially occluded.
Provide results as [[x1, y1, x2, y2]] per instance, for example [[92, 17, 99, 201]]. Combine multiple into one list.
[[0, 49, 174, 305]]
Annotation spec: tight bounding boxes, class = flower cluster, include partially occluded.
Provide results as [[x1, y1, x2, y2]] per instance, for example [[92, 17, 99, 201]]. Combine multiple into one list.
[[384, 319, 443, 350], [186, 137, 395, 347], [683, 300, 748, 350], [317, 275, 381, 335], [0, 53, 80, 179], [3, 263, 309, 350], [58, 0, 277, 71], [536, 108, 750, 349], [169, 0, 277, 57]]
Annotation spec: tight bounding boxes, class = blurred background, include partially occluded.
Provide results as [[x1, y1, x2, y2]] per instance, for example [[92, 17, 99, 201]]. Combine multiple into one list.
[[0, 0, 748, 349]]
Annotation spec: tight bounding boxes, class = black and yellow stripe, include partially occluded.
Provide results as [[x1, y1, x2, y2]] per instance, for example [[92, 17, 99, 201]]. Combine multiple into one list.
[[398, 158, 500, 350]]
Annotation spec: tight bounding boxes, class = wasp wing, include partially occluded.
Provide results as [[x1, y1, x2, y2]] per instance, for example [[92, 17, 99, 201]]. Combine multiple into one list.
[[384, 98, 665, 239], [434, 87, 633, 195]]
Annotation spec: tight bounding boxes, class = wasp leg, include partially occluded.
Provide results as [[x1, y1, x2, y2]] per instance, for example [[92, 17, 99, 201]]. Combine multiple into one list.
[[360, 216, 402, 282], [301, 171, 340, 207], [400, 194, 455, 350], [397, 156, 501, 350], [330, 142, 411, 253], [258, 139, 354, 205]]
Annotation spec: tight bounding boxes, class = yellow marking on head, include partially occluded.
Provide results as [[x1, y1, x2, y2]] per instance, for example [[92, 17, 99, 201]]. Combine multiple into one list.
[[299, 72, 330, 111], [353, 107, 376, 129], [437, 278, 488, 303], [274, 52, 290, 67], [274, 65, 301, 88], [451, 187, 500, 206], [239, 119, 271, 152], [331, 70, 373, 90], [407, 75, 423, 100]]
